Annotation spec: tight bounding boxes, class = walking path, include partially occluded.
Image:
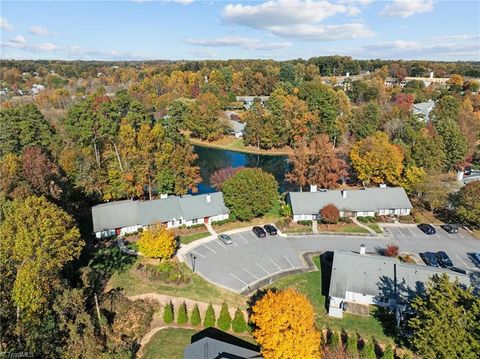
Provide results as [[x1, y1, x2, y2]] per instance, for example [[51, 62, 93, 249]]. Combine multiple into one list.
[[312, 221, 319, 234], [117, 236, 138, 255], [205, 222, 218, 236]]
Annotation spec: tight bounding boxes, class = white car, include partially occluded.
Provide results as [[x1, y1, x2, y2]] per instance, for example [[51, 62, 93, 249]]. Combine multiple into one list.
[[218, 234, 233, 245]]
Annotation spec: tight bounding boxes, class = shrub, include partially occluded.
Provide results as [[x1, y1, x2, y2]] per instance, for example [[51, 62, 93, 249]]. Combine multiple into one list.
[[232, 308, 247, 333], [346, 332, 358, 358], [137, 223, 176, 259], [217, 302, 232, 331], [138, 227, 144, 233], [384, 244, 399, 257], [190, 303, 201, 326], [136, 261, 192, 284], [381, 344, 394, 359], [360, 337, 376, 359], [298, 220, 312, 226], [320, 204, 340, 224], [327, 329, 340, 351], [177, 302, 188, 324], [163, 302, 174, 324], [339, 216, 353, 224], [203, 303, 216, 328]]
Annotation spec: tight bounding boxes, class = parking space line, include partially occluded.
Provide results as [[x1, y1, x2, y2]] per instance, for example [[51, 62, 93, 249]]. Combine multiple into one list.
[[242, 267, 259, 280], [256, 262, 271, 275], [230, 273, 249, 287], [407, 228, 417, 237], [231, 241, 239, 247], [269, 258, 282, 271], [238, 234, 249, 244], [397, 228, 405, 238], [214, 241, 228, 250], [202, 244, 217, 254], [284, 255, 294, 269], [190, 250, 207, 259], [455, 255, 472, 270], [458, 232, 464, 238]]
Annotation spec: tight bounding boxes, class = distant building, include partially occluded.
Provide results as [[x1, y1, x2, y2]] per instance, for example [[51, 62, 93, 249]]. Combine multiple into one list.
[[412, 99, 435, 121], [327, 250, 472, 318], [184, 327, 262, 359], [287, 186, 412, 221], [235, 96, 269, 109], [30, 84, 45, 95], [91, 192, 229, 238]]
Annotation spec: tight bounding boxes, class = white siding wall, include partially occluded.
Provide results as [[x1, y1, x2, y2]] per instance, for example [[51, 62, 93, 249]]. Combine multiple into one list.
[[345, 290, 375, 305], [120, 225, 141, 236], [95, 229, 116, 239], [356, 211, 376, 217], [294, 208, 410, 222]]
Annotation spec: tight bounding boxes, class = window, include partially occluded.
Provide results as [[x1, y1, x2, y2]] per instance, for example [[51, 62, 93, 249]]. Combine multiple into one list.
[[179, 218, 183, 225], [171, 220, 175, 226], [192, 218, 198, 224]]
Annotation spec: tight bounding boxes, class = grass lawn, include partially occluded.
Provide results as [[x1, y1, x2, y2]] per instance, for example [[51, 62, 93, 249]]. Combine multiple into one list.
[[317, 223, 369, 234], [367, 223, 383, 233], [108, 257, 246, 308], [412, 209, 443, 224], [188, 136, 292, 156], [268, 257, 394, 344], [179, 232, 210, 245], [142, 328, 196, 359]]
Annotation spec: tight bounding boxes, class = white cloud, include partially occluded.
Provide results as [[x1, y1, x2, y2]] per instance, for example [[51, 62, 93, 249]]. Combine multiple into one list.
[[189, 49, 217, 58], [10, 35, 27, 44], [28, 26, 58, 36], [221, 0, 373, 41], [2, 40, 58, 52], [380, 0, 434, 17], [133, 0, 193, 3], [0, 17, 14, 31], [187, 36, 291, 50]]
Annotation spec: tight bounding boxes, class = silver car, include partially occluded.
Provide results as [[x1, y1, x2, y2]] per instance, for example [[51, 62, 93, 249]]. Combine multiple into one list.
[[218, 234, 233, 245]]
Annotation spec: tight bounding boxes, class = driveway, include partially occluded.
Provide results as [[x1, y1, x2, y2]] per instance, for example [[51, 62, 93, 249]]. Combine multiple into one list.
[[181, 224, 480, 293]]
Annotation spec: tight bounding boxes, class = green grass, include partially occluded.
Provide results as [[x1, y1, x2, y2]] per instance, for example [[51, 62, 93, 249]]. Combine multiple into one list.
[[367, 223, 383, 233], [179, 232, 210, 245], [268, 256, 394, 344], [108, 257, 246, 308], [142, 328, 197, 359]]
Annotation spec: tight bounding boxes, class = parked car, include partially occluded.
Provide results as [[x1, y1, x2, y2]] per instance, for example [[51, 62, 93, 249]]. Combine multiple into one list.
[[420, 252, 440, 267], [218, 234, 233, 245], [263, 224, 277, 235], [450, 267, 467, 275], [252, 226, 267, 238], [418, 223, 436, 235], [464, 166, 472, 176], [441, 224, 458, 234], [471, 253, 480, 265], [436, 251, 453, 268]]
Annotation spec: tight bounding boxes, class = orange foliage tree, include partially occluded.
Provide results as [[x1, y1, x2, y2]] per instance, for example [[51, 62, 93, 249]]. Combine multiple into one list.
[[137, 223, 176, 259], [250, 289, 321, 359]]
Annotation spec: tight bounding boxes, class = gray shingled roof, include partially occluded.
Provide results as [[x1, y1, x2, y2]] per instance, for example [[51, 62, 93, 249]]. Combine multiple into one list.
[[226, 118, 246, 133], [91, 192, 229, 233], [288, 187, 412, 215], [412, 100, 435, 120], [184, 337, 261, 359], [329, 251, 472, 302]]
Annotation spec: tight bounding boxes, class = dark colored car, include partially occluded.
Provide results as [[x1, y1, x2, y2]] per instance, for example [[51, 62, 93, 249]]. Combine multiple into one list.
[[418, 223, 436, 235], [450, 267, 467, 275], [464, 166, 472, 176], [420, 252, 440, 267], [263, 224, 277, 235], [252, 226, 267, 238], [436, 251, 453, 268], [441, 224, 459, 234]]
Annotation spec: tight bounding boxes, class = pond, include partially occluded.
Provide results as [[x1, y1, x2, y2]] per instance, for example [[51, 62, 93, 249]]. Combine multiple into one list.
[[193, 145, 294, 194]]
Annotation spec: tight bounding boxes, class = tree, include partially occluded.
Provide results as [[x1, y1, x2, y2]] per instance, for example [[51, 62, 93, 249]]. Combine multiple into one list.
[[163, 302, 174, 324], [454, 181, 480, 228], [137, 223, 176, 259], [203, 303, 216, 328], [232, 308, 247, 333], [346, 332, 358, 358], [250, 289, 321, 359], [286, 134, 348, 189], [408, 274, 480, 359], [350, 132, 404, 185], [177, 302, 188, 324], [217, 302, 232, 331], [360, 337, 376, 359], [381, 344, 394, 359], [435, 118, 468, 170], [187, 93, 223, 141], [419, 176, 455, 212], [327, 330, 340, 351], [222, 168, 278, 221], [399, 166, 426, 195], [190, 303, 201, 326], [409, 129, 446, 171], [384, 244, 399, 257], [319, 204, 340, 225], [210, 166, 243, 191], [350, 102, 381, 139]]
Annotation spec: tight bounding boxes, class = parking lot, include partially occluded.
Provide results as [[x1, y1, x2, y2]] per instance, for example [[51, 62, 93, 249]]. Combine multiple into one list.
[[183, 225, 480, 293]]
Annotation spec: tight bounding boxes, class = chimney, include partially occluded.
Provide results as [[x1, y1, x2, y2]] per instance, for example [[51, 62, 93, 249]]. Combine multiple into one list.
[[346, 72, 350, 78], [430, 71, 434, 79], [310, 184, 317, 192], [360, 244, 366, 255], [379, 183, 387, 188], [342, 190, 347, 198], [160, 193, 168, 199], [456, 170, 464, 182], [206, 194, 211, 203]]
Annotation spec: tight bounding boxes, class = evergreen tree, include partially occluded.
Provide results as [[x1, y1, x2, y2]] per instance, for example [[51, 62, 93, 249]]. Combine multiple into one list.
[[177, 302, 188, 324], [163, 302, 174, 324], [190, 303, 201, 326], [327, 329, 340, 351], [360, 337, 376, 359], [203, 303, 215, 328], [346, 332, 359, 358], [381, 344, 394, 359], [217, 302, 232, 331], [232, 308, 247, 333]]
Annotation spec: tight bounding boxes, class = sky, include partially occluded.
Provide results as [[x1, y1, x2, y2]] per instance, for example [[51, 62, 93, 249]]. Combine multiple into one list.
[[1, 0, 479, 61]]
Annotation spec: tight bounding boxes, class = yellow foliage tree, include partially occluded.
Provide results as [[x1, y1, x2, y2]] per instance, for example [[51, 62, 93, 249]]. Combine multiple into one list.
[[137, 223, 176, 259], [350, 131, 404, 185], [250, 289, 321, 359]]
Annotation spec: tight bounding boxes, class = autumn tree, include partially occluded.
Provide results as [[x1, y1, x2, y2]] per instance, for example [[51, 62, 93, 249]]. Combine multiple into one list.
[[286, 134, 348, 189], [137, 224, 176, 259], [319, 204, 340, 225], [250, 288, 321, 359], [222, 168, 278, 221], [350, 132, 404, 185], [408, 274, 480, 359], [187, 92, 223, 141], [210, 166, 244, 190], [454, 181, 480, 228], [350, 102, 381, 139]]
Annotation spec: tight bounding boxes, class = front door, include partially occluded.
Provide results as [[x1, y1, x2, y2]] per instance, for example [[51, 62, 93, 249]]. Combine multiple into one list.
[[204, 217, 209, 224], [115, 228, 121, 236]]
